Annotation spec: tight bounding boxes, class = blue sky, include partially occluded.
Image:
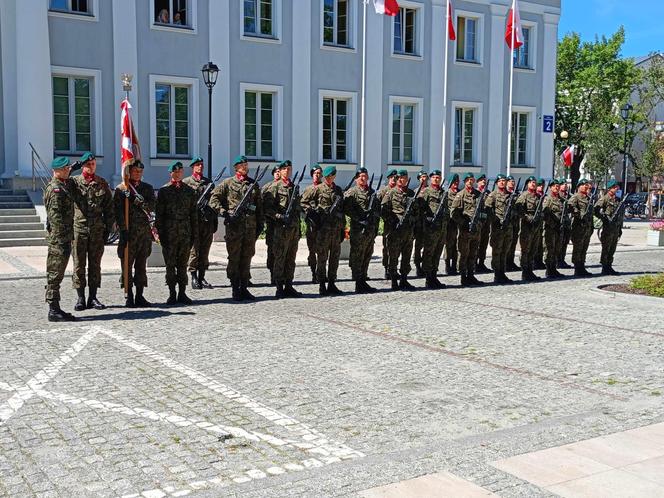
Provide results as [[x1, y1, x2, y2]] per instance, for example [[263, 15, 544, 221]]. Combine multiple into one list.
[[558, 0, 663, 58]]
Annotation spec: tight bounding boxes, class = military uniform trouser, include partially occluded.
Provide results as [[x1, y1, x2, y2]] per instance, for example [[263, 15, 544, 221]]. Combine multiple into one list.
[[519, 223, 538, 272], [508, 222, 520, 264], [118, 230, 152, 288], [382, 226, 392, 269], [188, 219, 215, 272], [457, 228, 481, 275], [490, 224, 513, 274], [413, 227, 425, 268], [45, 240, 71, 303], [445, 220, 458, 263], [349, 227, 376, 281], [72, 226, 105, 289], [265, 222, 275, 272], [316, 226, 344, 282], [559, 227, 571, 263], [534, 226, 545, 262], [544, 225, 562, 271], [421, 225, 447, 274], [306, 224, 317, 271], [225, 220, 257, 282], [478, 223, 491, 262], [600, 226, 621, 266], [570, 223, 593, 267], [272, 224, 300, 284], [162, 236, 191, 287], [387, 227, 414, 276]]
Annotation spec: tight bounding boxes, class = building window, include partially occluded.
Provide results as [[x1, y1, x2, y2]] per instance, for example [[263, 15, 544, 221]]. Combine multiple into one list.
[[454, 108, 475, 165], [153, 0, 190, 27], [52, 76, 93, 154], [49, 0, 91, 14], [511, 112, 529, 166], [155, 84, 190, 157], [244, 91, 274, 159], [244, 0, 275, 37], [513, 26, 531, 68], [392, 104, 415, 163], [456, 16, 478, 62], [393, 7, 418, 55], [322, 98, 348, 161], [323, 0, 349, 47]]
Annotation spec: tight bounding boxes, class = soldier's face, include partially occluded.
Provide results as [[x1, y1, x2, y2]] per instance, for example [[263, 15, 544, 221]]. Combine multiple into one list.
[[551, 184, 560, 195], [477, 179, 486, 189], [419, 175, 428, 186], [388, 177, 397, 187], [53, 166, 71, 180], [273, 171, 281, 181], [527, 180, 536, 191], [609, 186, 619, 196], [536, 185, 543, 194], [357, 172, 368, 188], [450, 181, 458, 191], [280, 166, 292, 181], [496, 179, 506, 190], [192, 163, 204, 176], [83, 159, 96, 175], [431, 175, 441, 186], [171, 168, 184, 182], [507, 180, 515, 190], [560, 184, 568, 193], [236, 163, 249, 176], [312, 170, 322, 183], [325, 174, 336, 185], [465, 178, 475, 189], [129, 167, 143, 183], [397, 175, 409, 188]]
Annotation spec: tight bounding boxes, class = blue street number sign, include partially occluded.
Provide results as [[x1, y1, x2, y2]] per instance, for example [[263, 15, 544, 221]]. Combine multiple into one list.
[[543, 115, 554, 133]]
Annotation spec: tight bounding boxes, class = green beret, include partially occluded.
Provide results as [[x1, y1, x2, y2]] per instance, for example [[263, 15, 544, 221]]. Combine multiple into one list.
[[80, 152, 95, 163], [463, 172, 475, 182], [167, 161, 184, 172], [233, 155, 248, 167], [128, 160, 144, 170], [51, 156, 70, 169], [607, 180, 619, 189], [278, 160, 292, 169], [310, 164, 323, 177], [323, 165, 337, 177], [397, 169, 409, 177], [189, 156, 204, 167], [537, 178, 545, 186], [477, 173, 486, 181], [387, 169, 399, 178], [430, 169, 442, 177], [526, 175, 537, 184], [557, 177, 566, 184], [354, 167, 368, 178], [418, 169, 428, 177], [577, 178, 590, 187], [506, 175, 515, 181], [495, 173, 507, 181], [447, 173, 460, 184], [549, 178, 560, 186], [270, 165, 279, 174]]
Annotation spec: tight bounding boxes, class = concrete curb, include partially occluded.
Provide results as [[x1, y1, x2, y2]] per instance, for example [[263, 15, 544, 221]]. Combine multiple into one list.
[[590, 283, 664, 304]]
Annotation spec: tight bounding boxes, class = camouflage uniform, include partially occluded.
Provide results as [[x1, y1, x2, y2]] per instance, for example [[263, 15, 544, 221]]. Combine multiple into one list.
[[444, 189, 459, 273], [381, 186, 418, 289], [485, 188, 513, 280], [261, 179, 278, 280], [71, 174, 113, 291], [419, 186, 448, 277], [477, 187, 491, 271], [377, 184, 394, 275], [183, 174, 217, 276], [515, 190, 541, 277], [506, 188, 521, 270], [300, 183, 319, 280], [568, 191, 594, 274], [542, 192, 564, 277], [558, 190, 572, 267], [413, 191, 427, 276], [596, 193, 623, 273], [344, 184, 380, 287], [155, 182, 198, 289], [114, 181, 155, 289], [451, 187, 485, 284]]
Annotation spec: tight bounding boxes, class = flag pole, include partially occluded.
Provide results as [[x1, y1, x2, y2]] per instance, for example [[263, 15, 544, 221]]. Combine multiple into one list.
[[441, 0, 451, 175], [505, 0, 516, 177], [121, 76, 132, 300], [360, 0, 368, 168]]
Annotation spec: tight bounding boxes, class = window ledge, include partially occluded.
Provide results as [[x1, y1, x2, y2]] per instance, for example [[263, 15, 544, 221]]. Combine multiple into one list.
[[151, 23, 197, 35], [510, 166, 535, 174], [391, 52, 423, 62], [48, 10, 97, 22], [454, 59, 483, 68], [318, 162, 358, 171], [241, 33, 281, 44], [450, 166, 483, 174], [514, 66, 536, 73], [321, 44, 357, 54], [150, 157, 193, 167]]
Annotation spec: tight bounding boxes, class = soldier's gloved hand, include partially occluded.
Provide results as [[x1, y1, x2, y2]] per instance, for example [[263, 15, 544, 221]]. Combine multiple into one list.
[[121, 189, 132, 199], [274, 213, 283, 221]]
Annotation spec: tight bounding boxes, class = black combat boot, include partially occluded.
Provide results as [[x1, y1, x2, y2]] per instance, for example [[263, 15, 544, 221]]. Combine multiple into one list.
[[74, 288, 86, 311], [87, 288, 105, 310], [507, 261, 521, 272], [574, 265, 592, 277], [311, 267, 318, 284], [399, 275, 416, 291], [190, 271, 202, 290], [240, 280, 256, 301], [385, 269, 391, 280], [469, 273, 485, 286], [284, 282, 302, 298], [48, 302, 76, 322], [476, 261, 491, 273], [558, 259, 572, 269], [327, 281, 343, 295], [166, 285, 177, 305], [501, 272, 513, 284], [231, 279, 242, 302], [448, 260, 458, 276], [415, 263, 424, 278], [134, 286, 151, 307], [125, 287, 135, 308], [177, 284, 193, 305], [494, 272, 505, 284], [460, 272, 470, 287], [319, 282, 328, 296], [270, 273, 276, 285], [363, 279, 377, 293], [607, 266, 619, 276], [275, 283, 286, 299], [534, 260, 546, 270], [355, 280, 367, 294], [391, 273, 400, 291], [198, 270, 213, 289]]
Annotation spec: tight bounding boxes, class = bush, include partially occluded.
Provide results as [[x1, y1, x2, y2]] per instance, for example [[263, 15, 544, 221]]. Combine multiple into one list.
[[630, 273, 664, 298]]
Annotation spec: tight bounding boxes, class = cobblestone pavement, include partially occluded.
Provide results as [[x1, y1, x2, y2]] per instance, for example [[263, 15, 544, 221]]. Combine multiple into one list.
[[0, 242, 663, 497]]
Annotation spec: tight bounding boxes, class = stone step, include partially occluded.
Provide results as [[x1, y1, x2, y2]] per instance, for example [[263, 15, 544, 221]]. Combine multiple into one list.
[[0, 202, 34, 209], [0, 222, 45, 231], [0, 214, 41, 223], [0, 194, 30, 201], [0, 238, 48, 247], [0, 230, 47, 240], [0, 189, 27, 196]]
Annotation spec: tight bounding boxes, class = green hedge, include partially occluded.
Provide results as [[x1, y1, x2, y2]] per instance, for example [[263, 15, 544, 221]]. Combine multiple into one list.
[[630, 274, 664, 298]]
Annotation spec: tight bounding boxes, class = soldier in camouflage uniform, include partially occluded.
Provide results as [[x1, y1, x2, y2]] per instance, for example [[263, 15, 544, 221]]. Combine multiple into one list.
[[568, 179, 595, 277], [301, 166, 345, 296], [209, 155, 264, 301], [413, 170, 429, 277], [475, 174, 491, 273], [515, 176, 541, 281], [505, 176, 521, 271], [262, 160, 303, 298], [44, 157, 79, 321], [542, 178, 565, 279], [381, 169, 419, 291], [452, 173, 486, 286], [114, 160, 156, 307], [262, 165, 281, 284], [300, 164, 322, 283], [183, 156, 217, 290], [533, 178, 547, 270], [378, 169, 398, 279], [71, 152, 114, 311], [596, 180, 623, 275], [419, 170, 447, 289], [344, 167, 380, 294], [155, 161, 198, 305], [444, 173, 460, 275], [485, 174, 514, 284], [558, 180, 573, 269]]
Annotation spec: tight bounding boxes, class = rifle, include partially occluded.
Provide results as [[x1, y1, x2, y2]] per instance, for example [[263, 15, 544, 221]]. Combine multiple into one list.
[[469, 180, 493, 234], [429, 181, 450, 227], [582, 185, 599, 224], [282, 164, 307, 226], [196, 166, 227, 212], [396, 179, 424, 230], [608, 192, 630, 225], [361, 173, 382, 234], [326, 175, 356, 222], [531, 181, 551, 226], [502, 177, 522, 228], [229, 166, 268, 220], [559, 193, 570, 237]]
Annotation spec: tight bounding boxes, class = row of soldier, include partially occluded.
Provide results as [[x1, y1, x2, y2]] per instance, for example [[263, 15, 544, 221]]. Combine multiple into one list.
[[43, 153, 625, 322]]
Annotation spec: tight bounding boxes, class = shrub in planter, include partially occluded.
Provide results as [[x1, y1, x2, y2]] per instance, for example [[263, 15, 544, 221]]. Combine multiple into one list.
[[630, 273, 664, 298]]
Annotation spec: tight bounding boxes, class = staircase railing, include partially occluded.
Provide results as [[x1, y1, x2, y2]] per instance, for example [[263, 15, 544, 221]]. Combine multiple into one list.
[[29, 142, 52, 192]]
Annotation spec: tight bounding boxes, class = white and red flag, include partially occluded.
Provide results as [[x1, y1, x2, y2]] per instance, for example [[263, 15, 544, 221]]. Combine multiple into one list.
[[561, 145, 576, 167], [447, 0, 456, 41], [372, 0, 399, 16], [505, 0, 524, 49], [120, 99, 141, 172]]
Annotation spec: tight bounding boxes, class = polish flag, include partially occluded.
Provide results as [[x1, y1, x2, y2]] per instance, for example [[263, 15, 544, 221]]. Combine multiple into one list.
[[120, 99, 141, 169], [447, 0, 456, 41], [505, 0, 524, 49], [372, 0, 399, 16], [561, 145, 575, 168]]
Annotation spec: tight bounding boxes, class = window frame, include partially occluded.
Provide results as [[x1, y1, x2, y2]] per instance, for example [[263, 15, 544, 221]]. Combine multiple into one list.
[[150, 0, 198, 34], [510, 106, 535, 167], [513, 21, 537, 72], [48, 0, 99, 22], [318, 89, 358, 164], [388, 96, 424, 165], [149, 74, 199, 163], [51, 66, 103, 156], [453, 10, 484, 67], [241, 0, 282, 44], [320, 0, 357, 52], [239, 83, 284, 161], [391, 0, 424, 60], [450, 100, 483, 167]]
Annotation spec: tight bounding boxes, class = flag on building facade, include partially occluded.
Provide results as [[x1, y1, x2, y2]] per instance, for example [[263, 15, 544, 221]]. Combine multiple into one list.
[[505, 0, 524, 49], [120, 99, 141, 171], [372, 0, 399, 16], [447, 0, 456, 41]]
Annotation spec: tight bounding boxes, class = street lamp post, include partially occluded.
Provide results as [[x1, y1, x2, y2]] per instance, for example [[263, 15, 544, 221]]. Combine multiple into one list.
[[201, 62, 220, 180], [560, 130, 569, 180], [620, 103, 633, 196]]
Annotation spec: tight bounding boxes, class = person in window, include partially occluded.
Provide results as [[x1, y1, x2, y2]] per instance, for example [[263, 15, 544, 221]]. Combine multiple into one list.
[[173, 12, 182, 25], [157, 8, 169, 24]]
